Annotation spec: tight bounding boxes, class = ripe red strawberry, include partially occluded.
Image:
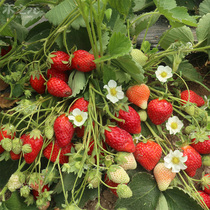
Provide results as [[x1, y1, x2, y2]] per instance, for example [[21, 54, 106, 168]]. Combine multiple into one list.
[[1, 45, 12, 56], [198, 191, 210, 209], [47, 68, 69, 83], [71, 50, 96, 72], [104, 126, 135, 153], [116, 106, 141, 134], [201, 174, 210, 195], [0, 124, 16, 154], [134, 140, 162, 171], [43, 139, 72, 164], [32, 184, 50, 200], [126, 84, 150, 109], [54, 114, 75, 148], [181, 145, 202, 177], [69, 97, 89, 113], [153, 162, 176, 191], [47, 77, 72, 97], [191, 135, 210, 154], [49, 51, 71, 71], [10, 151, 21, 160], [30, 72, 46, 94], [181, 90, 205, 107], [22, 129, 43, 164], [147, 99, 173, 125]]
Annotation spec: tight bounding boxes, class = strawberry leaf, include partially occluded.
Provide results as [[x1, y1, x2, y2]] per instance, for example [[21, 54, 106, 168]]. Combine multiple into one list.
[[199, 0, 210, 16], [163, 187, 203, 210], [115, 172, 161, 210], [108, 0, 132, 16], [156, 193, 169, 210]]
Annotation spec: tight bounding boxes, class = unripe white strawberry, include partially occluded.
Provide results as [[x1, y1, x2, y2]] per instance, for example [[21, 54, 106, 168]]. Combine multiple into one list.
[[130, 49, 148, 66], [115, 152, 137, 170], [138, 110, 147, 122], [116, 184, 133, 198], [153, 162, 176, 191], [8, 172, 25, 192], [44, 125, 54, 140], [87, 169, 102, 188], [107, 165, 130, 184]]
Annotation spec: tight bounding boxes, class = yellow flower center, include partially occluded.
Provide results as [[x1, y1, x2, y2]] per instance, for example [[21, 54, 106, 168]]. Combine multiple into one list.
[[172, 157, 180, 164], [160, 71, 167, 78], [75, 115, 83, 122], [110, 87, 117, 96], [171, 122, 178, 129]]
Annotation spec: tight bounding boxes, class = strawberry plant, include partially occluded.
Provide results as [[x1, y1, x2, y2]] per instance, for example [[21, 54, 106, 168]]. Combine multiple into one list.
[[0, 0, 210, 209]]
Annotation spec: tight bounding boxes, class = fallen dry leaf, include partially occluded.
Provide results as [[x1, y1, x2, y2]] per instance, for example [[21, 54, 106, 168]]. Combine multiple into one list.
[[0, 79, 9, 91], [0, 92, 18, 109]]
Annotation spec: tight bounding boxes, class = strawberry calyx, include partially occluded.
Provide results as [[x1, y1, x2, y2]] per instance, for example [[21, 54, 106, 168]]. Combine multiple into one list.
[[1, 138, 12, 151], [201, 174, 210, 190], [22, 144, 32, 154], [2, 124, 15, 135], [190, 129, 210, 144], [29, 129, 42, 140], [12, 138, 23, 154]]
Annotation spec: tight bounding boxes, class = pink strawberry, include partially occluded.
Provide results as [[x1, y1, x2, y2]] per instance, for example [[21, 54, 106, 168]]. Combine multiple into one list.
[[54, 114, 75, 148], [30, 72, 46, 94], [198, 191, 210, 209], [201, 174, 210, 195], [134, 140, 162, 171], [0, 124, 16, 154], [126, 84, 150, 109], [191, 135, 210, 154], [147, 99, 173, 125], [49, 51, 71, 71], [47, 77, 72, 97], [153, 162, 176, 191], [116, 106, 141, 134], [71, 50, 96, 72], [43, 139, 72, 164], [104, 126, 135, 153], [181, 90, 205, 107], [47, 68, 69, 83], [181, 145, 202, 177], [69, 97, 89, 113], [22, 129, 43, 164]]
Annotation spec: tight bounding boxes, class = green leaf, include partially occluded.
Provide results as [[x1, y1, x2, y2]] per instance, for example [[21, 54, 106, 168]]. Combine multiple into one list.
[[178, 61, 203, 83], [114, 55, 144, 83], [196, 13, 210, 43], [156, 193, 169, 210], [163, 187, 203, 210], [199, 0, 210, 16], [10, 21, 28, 43], [108, 0, 132, 16], [45, 0, 85, 29], [4, 191, 37, 210], [103, 65, 116, 84], [95, 32, 132, 62], [68, 71, 86, 97], [115, 172, 161, 210], [154, 0, 197, 27], [133, 0, 154, 12], [160, 26, 194, 49], [132, 13, 160, 36]]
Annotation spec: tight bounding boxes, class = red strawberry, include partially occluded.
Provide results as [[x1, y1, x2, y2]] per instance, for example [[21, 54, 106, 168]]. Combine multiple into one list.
[[153, 162, 176, 191], [49, 51, 71, 71], [0, 124, 16, 154], [126, 84, 150, 109], [116, 106, 141, 134], [47, 68, 69, 83], [191, 135, 210, 154], [54, 114, 75, 148], [32, 184, 50, 200], [198, 191, 210, 209], [47, 77, 72, 97], [104, 126, 135, 153], [71, 50, 96, 72], [43, 140, 72, 164], [201, 174, 210, 195], [181, 90, 205, 107], [30, 72, 46, 94], [69, 97, 89, 113], [181, 145, 202, 177], [147, 99, 173, 125], [1, 45, 12, 56], [134, 140, 162, 171], [22, 129, 43, 164], [10, 151, 21, 160]]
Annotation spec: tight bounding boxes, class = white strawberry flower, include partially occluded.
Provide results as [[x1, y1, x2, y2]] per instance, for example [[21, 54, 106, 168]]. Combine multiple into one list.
[[104, 80, 124, 103], [166, 116, 183, 135], [68, 108, 88, 127], [164, 150, 187, 173], [155, 65, 173, 83]]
